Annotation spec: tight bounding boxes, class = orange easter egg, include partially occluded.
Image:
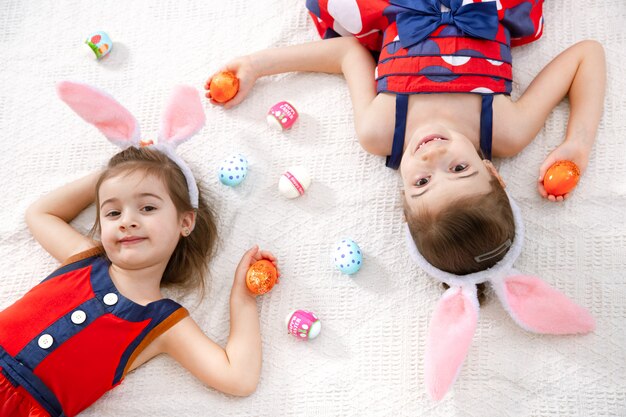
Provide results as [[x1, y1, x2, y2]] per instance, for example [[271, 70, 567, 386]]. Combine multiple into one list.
[[246, 260, 277, 295], [209, 71, 239, 103], [543, 160, 580, 196]]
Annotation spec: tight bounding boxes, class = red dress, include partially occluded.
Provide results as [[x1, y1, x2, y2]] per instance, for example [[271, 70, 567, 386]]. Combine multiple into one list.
[[305, 0, 544, 166], [307, 0, 544, 94], [0, 248, 189, 417]]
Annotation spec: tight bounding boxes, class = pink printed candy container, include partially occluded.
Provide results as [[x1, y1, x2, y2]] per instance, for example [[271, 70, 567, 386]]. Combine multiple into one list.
[[267, 101, 299, 130], [285, 310, 321, 340]]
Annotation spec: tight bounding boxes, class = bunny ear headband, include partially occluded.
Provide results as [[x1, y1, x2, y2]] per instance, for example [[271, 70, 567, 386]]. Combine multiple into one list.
[[405, 192, 595, 401], [56, 81, 205, 208]]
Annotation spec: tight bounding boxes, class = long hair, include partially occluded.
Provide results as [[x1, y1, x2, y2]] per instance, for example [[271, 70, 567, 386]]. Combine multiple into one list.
[[405, 177, 515, 276], [91, 147, 218, 296]]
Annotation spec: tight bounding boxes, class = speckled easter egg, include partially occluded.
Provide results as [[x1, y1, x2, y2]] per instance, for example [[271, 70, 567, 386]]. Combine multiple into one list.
[[333, 238, 362, 275], [246, 260, 277, 295], [218, 154, 248, 186], [209, 71, 239, 103], [543, 160, 580, 196]]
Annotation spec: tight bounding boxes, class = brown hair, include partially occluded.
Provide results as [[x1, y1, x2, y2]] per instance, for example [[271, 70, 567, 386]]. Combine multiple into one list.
[[405, 177, 515, 276], [91, 147, 218, 295]]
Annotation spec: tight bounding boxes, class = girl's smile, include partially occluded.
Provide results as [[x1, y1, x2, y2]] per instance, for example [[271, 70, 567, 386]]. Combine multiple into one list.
[[118, 235, 147, 245], [414, 135, 449, 154], [98, 171, 187, 273]]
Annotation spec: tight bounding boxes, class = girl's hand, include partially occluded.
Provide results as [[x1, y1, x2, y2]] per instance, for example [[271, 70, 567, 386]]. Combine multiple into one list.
[[204, 55, 258, 109], [537, 138, 590, 202], [232, 245, 281, 298]]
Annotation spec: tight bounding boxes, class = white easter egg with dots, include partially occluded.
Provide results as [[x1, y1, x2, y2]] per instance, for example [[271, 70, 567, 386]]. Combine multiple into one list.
[[218, 154, 248, 187], [334, 238, 362, 275]]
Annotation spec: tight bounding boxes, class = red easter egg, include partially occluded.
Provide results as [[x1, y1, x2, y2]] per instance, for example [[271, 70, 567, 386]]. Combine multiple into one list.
[[543, 160, 580, 196], [209, 71, 239, 103], [246, 260, 277, 295], [91, 34, 101, 43]]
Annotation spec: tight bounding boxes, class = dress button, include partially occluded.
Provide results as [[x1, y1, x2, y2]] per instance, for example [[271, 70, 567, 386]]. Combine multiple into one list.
[[38, 334, 54, 349], [71, 310, 87, 324], [103, 292, 118, 306]]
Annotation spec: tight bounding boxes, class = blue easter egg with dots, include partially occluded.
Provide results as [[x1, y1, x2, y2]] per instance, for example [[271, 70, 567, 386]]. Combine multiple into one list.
[[218, 154, 248, 187], [334, 238, 363, 275]]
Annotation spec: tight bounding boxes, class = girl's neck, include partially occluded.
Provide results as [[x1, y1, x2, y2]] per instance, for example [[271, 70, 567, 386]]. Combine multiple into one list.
[[108, 263, 165, 306], [406, 94, 482, 149]]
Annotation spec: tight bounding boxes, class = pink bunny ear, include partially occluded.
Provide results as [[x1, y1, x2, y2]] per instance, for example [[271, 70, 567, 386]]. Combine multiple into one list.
[[158, 86, 205, 147], [425, 286, 479, 401], [56, 81, 140, 147], [494, 275, 595, 334]]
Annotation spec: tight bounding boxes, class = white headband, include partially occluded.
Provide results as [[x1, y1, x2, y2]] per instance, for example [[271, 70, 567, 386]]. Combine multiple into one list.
[[404, 191, 595, 401], [56, 81, 205, 208]]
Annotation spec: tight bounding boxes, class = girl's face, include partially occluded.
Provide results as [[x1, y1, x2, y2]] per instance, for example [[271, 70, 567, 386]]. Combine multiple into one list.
[[98, 171, 193, 272], [400, 124, 494, 214]]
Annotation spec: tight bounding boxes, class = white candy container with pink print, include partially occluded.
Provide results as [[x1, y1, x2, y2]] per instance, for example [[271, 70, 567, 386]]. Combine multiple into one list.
[[278, 166, 311, 198], [267, 101, 299, 130], [285, 310, 321, 340]]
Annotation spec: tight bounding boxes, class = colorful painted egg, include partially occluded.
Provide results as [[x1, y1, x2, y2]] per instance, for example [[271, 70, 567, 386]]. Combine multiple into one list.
[[543, 160, 580, 196], [285, 310, 321, 340], [218, 154, 248, 187], [334, 238, 362, 275], [278, 166, 311, 198], [246, 260, 277, 295], [85, 31, 112, 59], [209, 71, 239, 103]]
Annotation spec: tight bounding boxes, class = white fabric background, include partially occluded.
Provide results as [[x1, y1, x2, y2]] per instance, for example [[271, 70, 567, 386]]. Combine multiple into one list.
[[0, 1, 624, 416]]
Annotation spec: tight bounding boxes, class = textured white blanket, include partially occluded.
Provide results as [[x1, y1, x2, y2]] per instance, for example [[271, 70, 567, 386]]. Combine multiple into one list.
[[0, 1, 624, 416]]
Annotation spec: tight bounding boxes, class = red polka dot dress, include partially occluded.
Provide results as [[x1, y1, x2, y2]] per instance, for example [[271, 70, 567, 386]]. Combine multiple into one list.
[[306, 0, 544, 166]]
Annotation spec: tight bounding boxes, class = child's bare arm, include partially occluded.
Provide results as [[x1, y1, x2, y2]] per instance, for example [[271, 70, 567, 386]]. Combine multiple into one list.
[[502, 40, 605, 199], [206, 37, 384, 152], [25, 172, 100, 262], [207, 37, 376, 109], [159, 246, 278, 396]]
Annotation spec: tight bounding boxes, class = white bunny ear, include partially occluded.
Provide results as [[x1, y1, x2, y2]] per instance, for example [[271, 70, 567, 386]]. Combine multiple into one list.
[[492, 274, 595, 334], [56, 81, 140, 148], [157, 85, 205, 147], [425, 285, 479, 401]]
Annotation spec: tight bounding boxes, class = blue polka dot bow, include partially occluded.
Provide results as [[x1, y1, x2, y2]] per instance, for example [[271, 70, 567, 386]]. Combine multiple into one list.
[[391, 0, 499, 49]]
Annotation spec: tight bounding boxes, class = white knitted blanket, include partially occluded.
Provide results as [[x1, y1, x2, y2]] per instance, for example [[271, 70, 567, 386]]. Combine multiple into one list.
[[0, 1, 624, 416]]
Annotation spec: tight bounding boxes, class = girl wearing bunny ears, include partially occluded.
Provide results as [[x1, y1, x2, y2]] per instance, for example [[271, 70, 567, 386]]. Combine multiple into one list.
[[0, 82, 276, 416], [209, 0, 603, 401]]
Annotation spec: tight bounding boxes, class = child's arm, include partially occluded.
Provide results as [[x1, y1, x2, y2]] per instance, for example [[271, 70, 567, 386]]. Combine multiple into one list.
[[206, 37, 389, 154], [499, 40, 606, 201], [158, 246, 277, 396], [206, 37, 376, 110], [25, 172, 100, 262]]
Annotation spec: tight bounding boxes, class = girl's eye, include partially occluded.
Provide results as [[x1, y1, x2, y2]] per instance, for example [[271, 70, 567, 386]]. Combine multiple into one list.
[[415, 176, 430, 187], [451, 163, 468, 173], [142, 205, 157, 212], [105, 210, 121, 218]]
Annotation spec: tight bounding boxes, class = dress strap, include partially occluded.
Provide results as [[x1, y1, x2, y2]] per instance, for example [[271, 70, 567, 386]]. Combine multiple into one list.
[[386, 94, 409, 170], [479, 94, 494, 160]]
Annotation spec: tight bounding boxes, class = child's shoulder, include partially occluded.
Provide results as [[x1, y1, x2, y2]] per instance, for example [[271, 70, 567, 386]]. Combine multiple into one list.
[[58, 246, 104, 268], [492, 94, 532, 157]]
